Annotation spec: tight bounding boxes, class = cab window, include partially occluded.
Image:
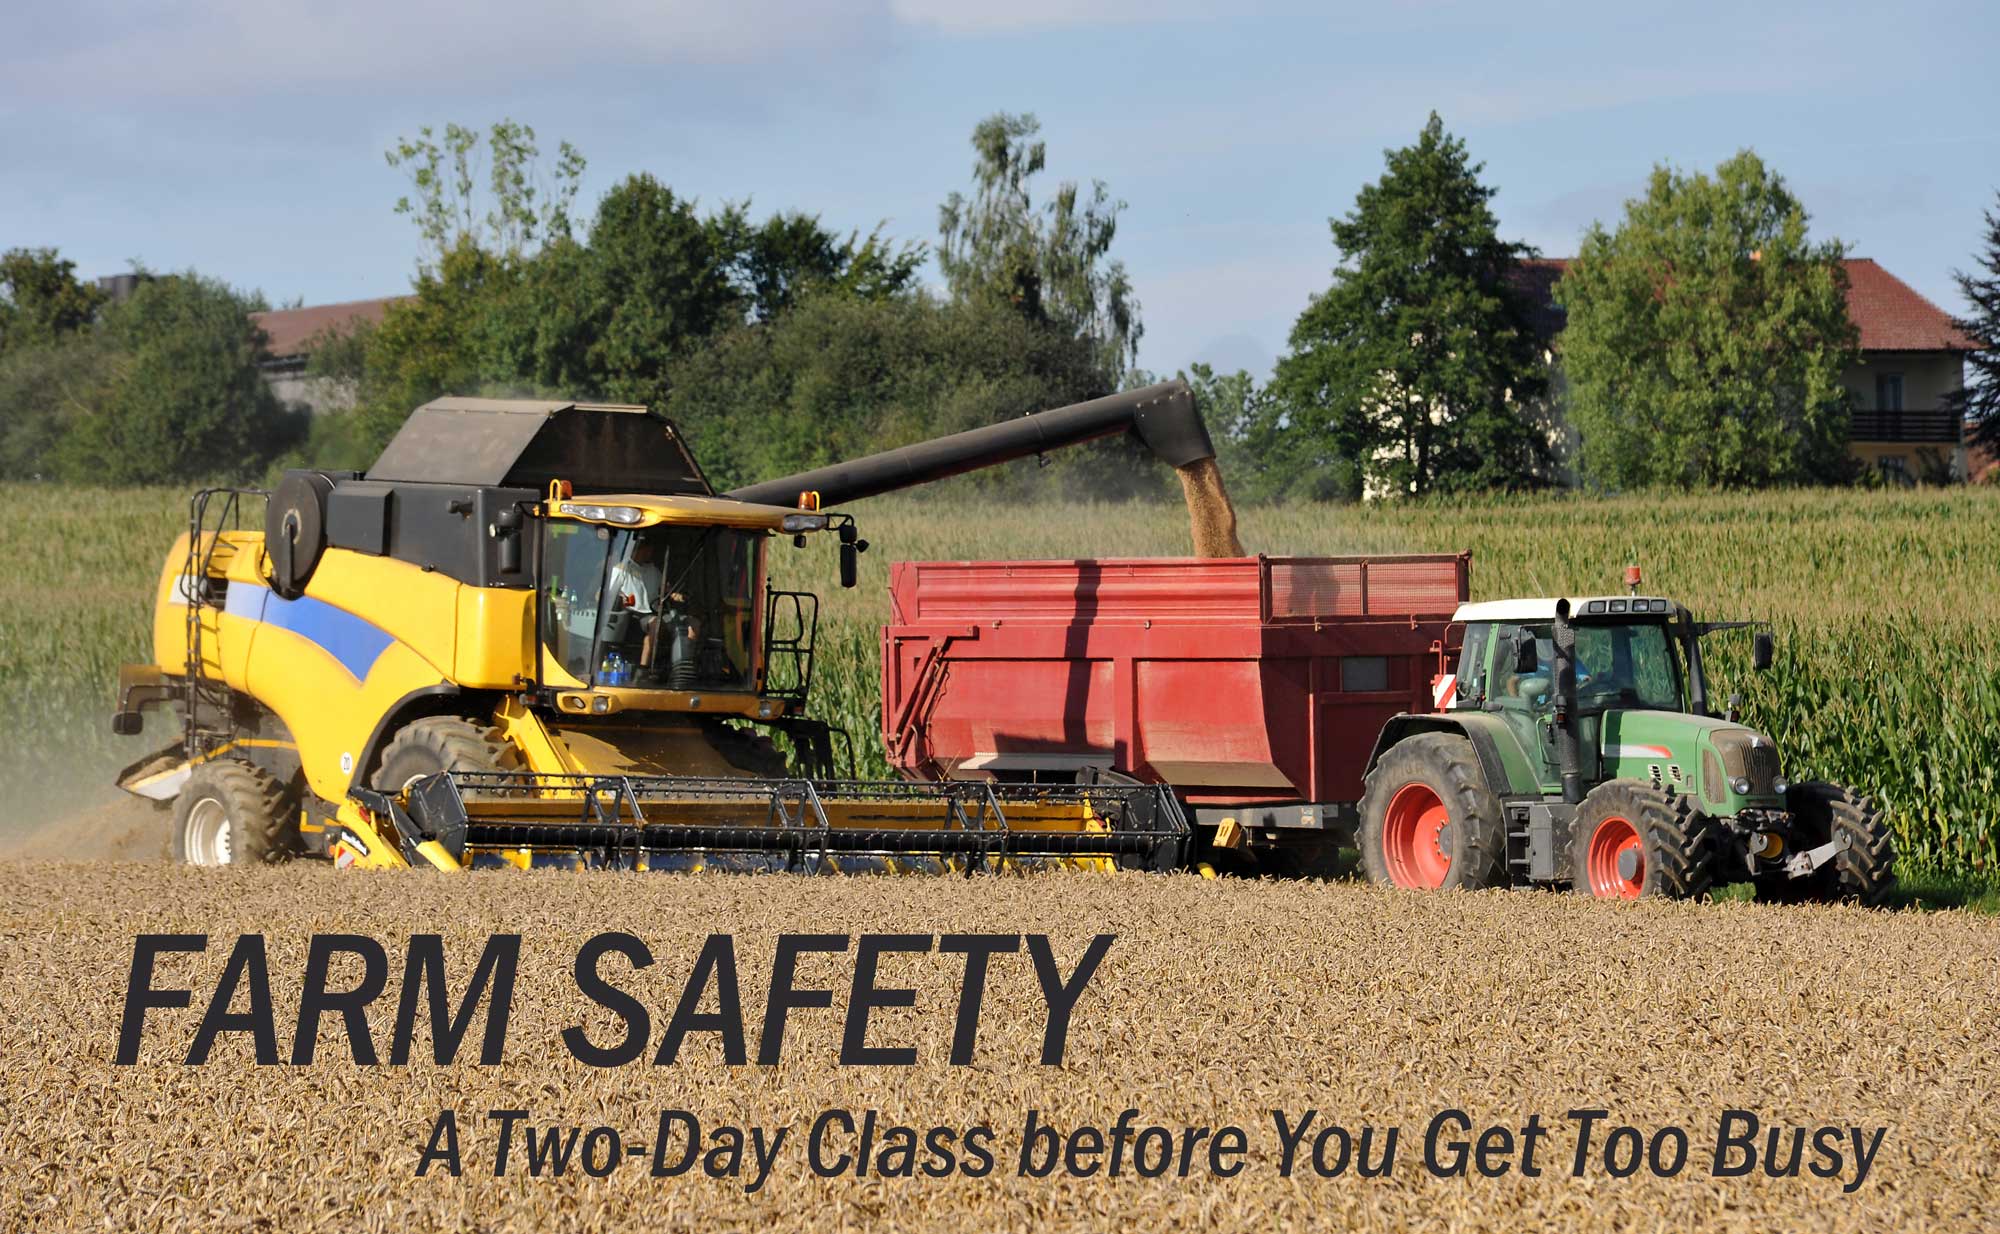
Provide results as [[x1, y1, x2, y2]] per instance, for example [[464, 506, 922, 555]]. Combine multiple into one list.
[[1489, 622, 1555, 715], [1573, 621, 1681, 713]]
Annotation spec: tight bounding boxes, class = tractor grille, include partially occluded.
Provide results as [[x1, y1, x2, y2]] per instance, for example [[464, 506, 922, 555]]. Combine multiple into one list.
[[1711, 731, 1782, 796]]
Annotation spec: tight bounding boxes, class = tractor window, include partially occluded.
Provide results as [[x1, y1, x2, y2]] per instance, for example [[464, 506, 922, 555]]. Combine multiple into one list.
[[1573, 621, 1681, 713], [1490, 623, 1556, 715], [1454, 623, 1491, 706]]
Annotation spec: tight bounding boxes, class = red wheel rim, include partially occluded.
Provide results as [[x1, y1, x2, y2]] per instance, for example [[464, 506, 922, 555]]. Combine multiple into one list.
[[1382, 783, 1451, 888], [1586, 815, 1644, 899]]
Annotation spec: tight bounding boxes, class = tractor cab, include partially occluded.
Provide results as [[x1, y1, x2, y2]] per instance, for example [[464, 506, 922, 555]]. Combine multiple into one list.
[[1445, 592, 1786, 818]]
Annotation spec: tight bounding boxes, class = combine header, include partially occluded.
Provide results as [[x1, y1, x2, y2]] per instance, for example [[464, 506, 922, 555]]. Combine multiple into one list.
[[357, 772, 1186, 872], [111, 383, 1216, 873]]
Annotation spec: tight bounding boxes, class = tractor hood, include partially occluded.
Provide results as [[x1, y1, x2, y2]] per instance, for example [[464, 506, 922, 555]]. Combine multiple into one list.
[[1598, 710, 1785, 815]]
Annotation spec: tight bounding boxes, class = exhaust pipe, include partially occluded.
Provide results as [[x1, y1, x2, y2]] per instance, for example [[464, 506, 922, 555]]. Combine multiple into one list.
[[1553, 598, 1584, 805]]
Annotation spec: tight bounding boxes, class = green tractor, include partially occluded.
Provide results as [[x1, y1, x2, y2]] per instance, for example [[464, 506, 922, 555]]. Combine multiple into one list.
[[1357, 579, 1894, 904]]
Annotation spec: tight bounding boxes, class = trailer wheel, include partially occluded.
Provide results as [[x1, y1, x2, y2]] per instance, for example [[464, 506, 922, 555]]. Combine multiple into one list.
[[1359, 733, 1506, 890], [171, 758, 296, 867], [1572, 782, 1712, 900], [373, 716, 518, 792], [1759, 781, 1895, 906]]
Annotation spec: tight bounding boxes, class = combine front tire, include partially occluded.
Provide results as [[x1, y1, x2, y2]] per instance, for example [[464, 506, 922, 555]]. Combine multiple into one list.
[[373, 716, 517, 791], [172, 758, 296, 867], [1759, 782, 1895, 906], [1359, 733, 1507, 890], [1572, 781, 1712, 900]]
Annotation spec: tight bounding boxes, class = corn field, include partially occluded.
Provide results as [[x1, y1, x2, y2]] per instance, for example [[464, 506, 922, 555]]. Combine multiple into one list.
[[5, 483, 1996, 878]]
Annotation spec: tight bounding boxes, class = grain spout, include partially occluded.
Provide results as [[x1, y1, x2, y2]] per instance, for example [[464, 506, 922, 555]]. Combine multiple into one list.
[[1176, 457, 1246, 557]]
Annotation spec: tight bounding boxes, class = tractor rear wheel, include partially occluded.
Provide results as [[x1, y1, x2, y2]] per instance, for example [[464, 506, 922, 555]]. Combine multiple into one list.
[[373, 716, 518, 792], [171, 758, 296, 867], [1758, 781, 1895, 906], [1571, 781, 1712, 899], [1359, 732, 1507, 890]]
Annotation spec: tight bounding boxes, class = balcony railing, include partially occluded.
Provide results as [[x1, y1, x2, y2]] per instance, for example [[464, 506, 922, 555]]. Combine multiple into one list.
[[1849, 409, 1961, 443]]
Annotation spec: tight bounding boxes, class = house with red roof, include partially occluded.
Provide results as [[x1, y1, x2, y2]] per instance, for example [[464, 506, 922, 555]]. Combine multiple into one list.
[[1510, 257, 1980, 483], [249, 296, 407, 414]]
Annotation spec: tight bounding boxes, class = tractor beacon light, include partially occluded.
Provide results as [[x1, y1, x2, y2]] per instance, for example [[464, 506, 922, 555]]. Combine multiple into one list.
[[1625, 564, 1642, 594]]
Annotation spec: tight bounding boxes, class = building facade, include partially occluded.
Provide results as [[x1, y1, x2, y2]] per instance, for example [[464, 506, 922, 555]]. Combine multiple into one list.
[[248, 297, 404, 415], [1513, 257, 1978, 484]]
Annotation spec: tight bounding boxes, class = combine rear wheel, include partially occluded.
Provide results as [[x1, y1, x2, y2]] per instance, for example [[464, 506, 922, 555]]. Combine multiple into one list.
[[373, 716, 517, 791], [1359, 733, 1506, 890], [172, 758, 296, 867], [1758, 782, 1895, 906], [1571, 781, 1712, 900]]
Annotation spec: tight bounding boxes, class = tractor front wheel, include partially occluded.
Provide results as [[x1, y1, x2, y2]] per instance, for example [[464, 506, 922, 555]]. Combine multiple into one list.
[[1359, 733, 1507, 890], [1571, 781, 1712, 900], [171, 758, 296, 867], [1758, 782, 1895, 906]]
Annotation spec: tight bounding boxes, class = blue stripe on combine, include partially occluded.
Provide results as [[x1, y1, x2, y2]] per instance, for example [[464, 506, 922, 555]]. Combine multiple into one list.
[[229, 581, 395, 683]]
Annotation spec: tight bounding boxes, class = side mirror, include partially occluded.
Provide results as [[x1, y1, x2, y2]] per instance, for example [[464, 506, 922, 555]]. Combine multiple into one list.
[[839, 540, 858, 589], [1514, 637, 1539, 674], [1752, 630, 1774, 672]]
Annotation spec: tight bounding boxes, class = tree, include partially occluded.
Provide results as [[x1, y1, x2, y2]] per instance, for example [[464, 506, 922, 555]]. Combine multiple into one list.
[[1557, 150, 1856, 488], [347, 241, 524, 453], [724, 211, 925, 324], [1273, 114, 1550, 499], [1183, 363, 1353, 503], [0, 248, 107, 355], [1945, 191, 2000, 457], [386, 121, 585, 268], [58, 273, 304, 483], [938, 112, 1140, 382], [665, 288, 1110, 493], [0, 328, 119, 479]]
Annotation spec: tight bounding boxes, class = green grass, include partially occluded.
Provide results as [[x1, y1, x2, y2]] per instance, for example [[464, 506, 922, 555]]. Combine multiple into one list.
[[7, 480, 1999, 894]]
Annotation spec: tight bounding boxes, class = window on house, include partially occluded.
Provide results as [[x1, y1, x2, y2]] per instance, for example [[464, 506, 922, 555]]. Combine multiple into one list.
[[1876, 373, 1905, 412], [1878, 455, 1911, 486]]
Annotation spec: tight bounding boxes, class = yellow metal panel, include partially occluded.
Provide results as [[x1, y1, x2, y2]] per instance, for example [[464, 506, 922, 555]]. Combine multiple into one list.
[[245, 629, 451, 799], [454, 586, 535, 688], [299, 548, 461, 671]]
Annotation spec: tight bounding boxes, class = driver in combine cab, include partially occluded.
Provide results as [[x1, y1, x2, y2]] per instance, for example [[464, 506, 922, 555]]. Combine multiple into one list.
[[609, 537, 662, 613], [608, 537, 699, 684]]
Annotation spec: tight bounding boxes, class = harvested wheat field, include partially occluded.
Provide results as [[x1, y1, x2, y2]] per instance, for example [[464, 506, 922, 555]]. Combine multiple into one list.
[[2, 863, 1994, 1233]]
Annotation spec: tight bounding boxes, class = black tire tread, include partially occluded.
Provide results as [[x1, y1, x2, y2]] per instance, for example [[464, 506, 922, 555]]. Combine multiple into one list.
[[1572, 780, 1714, 900], [1358, 732, 1507, 890], [372, 716, 519, 791], [1763, 781, 1896, 906], [172, 757, 296, 865]]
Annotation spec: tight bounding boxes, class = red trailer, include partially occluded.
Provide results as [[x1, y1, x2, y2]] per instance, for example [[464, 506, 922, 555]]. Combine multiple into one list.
[[881, 553, 1469, 869]]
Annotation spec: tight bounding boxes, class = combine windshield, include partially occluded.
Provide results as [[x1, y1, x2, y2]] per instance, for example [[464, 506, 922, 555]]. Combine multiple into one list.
[[542, 522, 765, 691]]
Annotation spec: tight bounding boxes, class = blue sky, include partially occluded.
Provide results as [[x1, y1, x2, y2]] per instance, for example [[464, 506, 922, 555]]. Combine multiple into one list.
[[4, 1, 1995, 378]]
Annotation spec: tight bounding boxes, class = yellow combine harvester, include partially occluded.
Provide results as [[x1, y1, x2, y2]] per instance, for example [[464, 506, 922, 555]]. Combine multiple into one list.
[[112, 386, 1220, 872]]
